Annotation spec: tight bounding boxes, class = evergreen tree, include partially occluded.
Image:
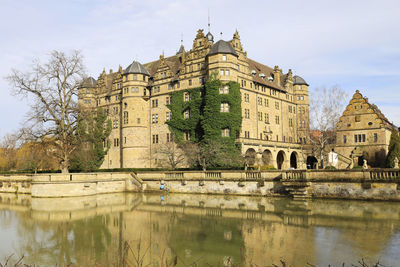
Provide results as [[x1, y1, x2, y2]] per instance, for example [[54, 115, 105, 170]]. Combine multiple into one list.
[[386, 129, 400, 168], [71, 108, 112, 171]]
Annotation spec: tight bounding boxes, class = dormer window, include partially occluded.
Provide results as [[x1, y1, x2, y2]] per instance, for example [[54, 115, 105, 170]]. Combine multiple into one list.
[[251, 70, 256, 75]]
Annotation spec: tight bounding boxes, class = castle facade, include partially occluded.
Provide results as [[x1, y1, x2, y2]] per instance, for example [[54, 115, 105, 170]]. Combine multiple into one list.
[[79, 29, 310, 169]]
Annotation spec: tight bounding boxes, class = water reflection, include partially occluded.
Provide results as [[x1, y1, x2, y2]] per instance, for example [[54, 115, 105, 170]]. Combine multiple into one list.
[[0, 193, 399, 266]]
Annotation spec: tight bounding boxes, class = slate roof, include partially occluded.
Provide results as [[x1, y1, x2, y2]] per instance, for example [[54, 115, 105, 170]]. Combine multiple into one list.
[[81, 77, 97, 88], [247, 58, 286, 91], [124, 61, 150, 76], [208, 40, 238, 57], [293, 75, 309, 86]]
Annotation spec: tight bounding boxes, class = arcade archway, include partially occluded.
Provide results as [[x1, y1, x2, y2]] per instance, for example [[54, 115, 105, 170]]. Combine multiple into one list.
[[245, 148, 256, 165], [276, 151, 286, 170]]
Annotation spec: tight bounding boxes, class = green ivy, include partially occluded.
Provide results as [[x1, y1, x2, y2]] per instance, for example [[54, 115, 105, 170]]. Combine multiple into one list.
[[166, 75, 242, 164], [166, 87, 204, 143], [202, 75, 242, 150]]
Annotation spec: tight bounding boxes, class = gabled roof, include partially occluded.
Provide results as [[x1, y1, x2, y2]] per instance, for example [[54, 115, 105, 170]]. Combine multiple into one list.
[[124, 61, 150, 76], [143, 55, 182, 77], [208, 40, 238, 57]]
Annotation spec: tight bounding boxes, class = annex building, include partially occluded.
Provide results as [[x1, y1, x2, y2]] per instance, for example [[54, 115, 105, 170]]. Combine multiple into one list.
[[335, 90, 397, 168], [79, 28, 311, 169]]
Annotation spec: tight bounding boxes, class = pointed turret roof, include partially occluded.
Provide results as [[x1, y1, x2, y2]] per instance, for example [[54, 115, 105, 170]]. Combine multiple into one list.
[[124, 61, 150, 76]]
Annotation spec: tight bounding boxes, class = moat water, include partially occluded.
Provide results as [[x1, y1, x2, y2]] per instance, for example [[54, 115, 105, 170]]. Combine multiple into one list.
[[0, 193, 399, 266]]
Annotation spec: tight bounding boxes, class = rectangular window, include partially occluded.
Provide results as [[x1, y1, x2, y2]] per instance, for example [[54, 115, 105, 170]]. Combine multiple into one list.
[[220, 103, 230, 112], [166, 111, 171, 121], [219, 85, 229, 94], [258, 112, 263, 121], [166, 133, 173, 142], [113, 120, 119, 128], [245, 131, 250, 138], [184, 131, 191, 141], [114, 138, 119, 147], [221, 128, 230, 137], [264, 99, 268, 107], [244, 109, 250, 119], [220, 69, 224, 76], [222, 55, 227, 61], [257, 97, 262, 105], [275, 102, 279, 110], [152, 135, 159, 144], [123, 111, 128, 124], [188, 79, 192, 86], [362, 134, 366, 142], [374, 133, 378, 142], [275, 115, 280, 125], [354, 134, 358, 143], [225, 69, 230, 76], [166, 96, 171, 105], [152, 99, 158, 108], [244, 93, 249, 102], [289, 118, 293, 127], [265, 113, 269, 124], [343, 135, 347, 144], [152, 114, 158, 124], [184, 92, 190, 102], [184, 109, 190, 119]]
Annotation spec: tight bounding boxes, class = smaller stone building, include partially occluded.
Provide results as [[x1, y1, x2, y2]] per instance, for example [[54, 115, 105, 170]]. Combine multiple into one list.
[[335, 90, 397, 168]]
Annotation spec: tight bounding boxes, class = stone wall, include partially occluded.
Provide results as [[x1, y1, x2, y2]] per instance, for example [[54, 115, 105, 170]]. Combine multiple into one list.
[[0, 169, 399, 200]]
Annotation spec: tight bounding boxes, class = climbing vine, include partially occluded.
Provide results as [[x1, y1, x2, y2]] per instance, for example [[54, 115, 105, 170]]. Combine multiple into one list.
[[166, 87, 203, 143], [202, 74, 242, 150], [167, 74, 242, 168]]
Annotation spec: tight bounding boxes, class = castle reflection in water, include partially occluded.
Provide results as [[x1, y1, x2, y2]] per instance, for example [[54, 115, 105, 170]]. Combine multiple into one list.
[[0, 193, 399, 266]]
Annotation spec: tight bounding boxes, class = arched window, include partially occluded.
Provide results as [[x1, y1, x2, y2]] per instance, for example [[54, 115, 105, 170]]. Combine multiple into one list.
[[184, 92, 190, 102], [221, 128, 230, 137]]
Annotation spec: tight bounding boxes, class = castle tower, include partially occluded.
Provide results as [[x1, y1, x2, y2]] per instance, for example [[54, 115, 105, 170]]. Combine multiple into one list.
[[121, 60, 151, 168], [293, 75, 310, 144], [78, 77, 97, 108]]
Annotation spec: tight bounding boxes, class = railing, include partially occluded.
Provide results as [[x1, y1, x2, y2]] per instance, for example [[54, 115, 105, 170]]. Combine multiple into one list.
[[205, 172, 222, 179], [282, 170, 305, 181], [246, 171, 261, 180], [369, 170, 400, 180]]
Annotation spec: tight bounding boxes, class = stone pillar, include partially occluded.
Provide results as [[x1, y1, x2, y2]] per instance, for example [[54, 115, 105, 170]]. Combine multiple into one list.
[[394, 157, 399, 169]]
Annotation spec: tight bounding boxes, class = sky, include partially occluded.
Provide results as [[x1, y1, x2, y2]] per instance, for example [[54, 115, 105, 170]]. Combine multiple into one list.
[[1, 0, 399, 138]]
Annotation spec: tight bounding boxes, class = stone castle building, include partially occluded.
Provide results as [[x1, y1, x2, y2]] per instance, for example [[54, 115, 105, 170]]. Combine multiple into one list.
[[335, 90, 397, 168], [79, 28, 311, 169]]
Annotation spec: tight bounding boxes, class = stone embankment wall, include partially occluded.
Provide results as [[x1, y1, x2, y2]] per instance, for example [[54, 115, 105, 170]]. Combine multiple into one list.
[[0, 169, 399, 200], [0, 172, 142, 197]]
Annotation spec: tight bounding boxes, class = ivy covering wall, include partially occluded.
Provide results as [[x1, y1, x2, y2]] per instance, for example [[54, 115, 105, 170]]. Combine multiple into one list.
[[166, 75, 242, 151], [166, 87, 204, 143]]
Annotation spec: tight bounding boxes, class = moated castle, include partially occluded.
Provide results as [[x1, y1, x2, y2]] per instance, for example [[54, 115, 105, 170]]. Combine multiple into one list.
[[79, 29, 311, 169]]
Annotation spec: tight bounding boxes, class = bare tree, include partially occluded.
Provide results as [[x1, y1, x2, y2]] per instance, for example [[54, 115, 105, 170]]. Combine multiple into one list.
[[154, 142, 186, 169], [309, 86, 347, 168], [6, 50, 86, 173]]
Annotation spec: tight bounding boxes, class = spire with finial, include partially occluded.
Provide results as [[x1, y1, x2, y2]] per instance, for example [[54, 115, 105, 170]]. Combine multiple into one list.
[[205, 11, 214, 43]]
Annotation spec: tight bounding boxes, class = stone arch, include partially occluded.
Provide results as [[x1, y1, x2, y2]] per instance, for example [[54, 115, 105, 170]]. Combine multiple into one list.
[[262, 149, 273, 165], [307, 156, 318, 169], [245, 148, 256, 165], [290, 152, 298, 169], [276, 150, 286, 170]]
